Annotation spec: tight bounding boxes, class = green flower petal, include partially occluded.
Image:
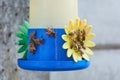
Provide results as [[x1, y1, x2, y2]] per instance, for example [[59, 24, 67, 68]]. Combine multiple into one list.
[[17, 45, 27, 53], [22, 50, 27, 59], [15, 40, 26, 45], [15, 32, 25, 39], [24, 21, 29, 29], [18, 25, 27, 35], [22, 37, 28, 43], [15, 21, 29, 59]]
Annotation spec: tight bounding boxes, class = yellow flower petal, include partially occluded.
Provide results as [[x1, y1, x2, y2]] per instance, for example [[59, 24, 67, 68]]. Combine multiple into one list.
[[85, 47, 94, 55], [86, 33, 95, 40], [62, 18, 95, 62], [67, 49, 73, 57], [62, 35, 69, 41], [62, 42, 70, 49], [69, 20, 74, 29], [77, 52, 82, 60], [80, 48, 86, 54], [75, 18, 80, 30], [64, 25, 70, 34], [80, 19, 87, 30], [72, 51, 82, 62], [72, 52, 79, 62], [85, 40, 96, 47], [86, 25, 93, 33], [76, 18, 80, 25], [82, 53, 89, 61]]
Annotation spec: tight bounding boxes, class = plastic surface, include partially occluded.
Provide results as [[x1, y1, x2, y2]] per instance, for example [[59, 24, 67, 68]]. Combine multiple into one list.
[[18, 28, 90, 71], [18, 59, 90, 71]]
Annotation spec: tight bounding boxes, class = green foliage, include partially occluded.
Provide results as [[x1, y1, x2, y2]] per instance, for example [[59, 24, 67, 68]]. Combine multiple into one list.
[[15, 21, 29, 59], [22, 50, 27, 59], [17, 45, 27, 53], [24, 21, 29, 29], [18, 25, 27, 36], [15, 32, 26, 38], [15, 40, 25, 45]]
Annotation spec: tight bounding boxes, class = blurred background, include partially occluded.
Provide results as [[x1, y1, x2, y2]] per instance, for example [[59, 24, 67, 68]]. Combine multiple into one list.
[[0, 0, 120, 80]]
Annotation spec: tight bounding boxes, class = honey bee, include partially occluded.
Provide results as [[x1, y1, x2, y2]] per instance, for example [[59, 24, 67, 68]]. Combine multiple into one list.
[[70, 42, 76, 49], [30, 32, 36, 41], [35, 38, 44, 45], [29, 42, 36, 53], [82, 30, 86, 41], [29, 31, 44, 53], [70, 41, 78, 49], [80, 41, 86, 49], [46, 27, 56, 36], [76, 30, 81, 41], [69, 32, 74, 36], [82, 45, 86, 49], [69, 30, 76, 36]]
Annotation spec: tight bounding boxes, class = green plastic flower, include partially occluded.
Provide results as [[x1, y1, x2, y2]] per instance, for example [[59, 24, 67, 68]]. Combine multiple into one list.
[[62, 18, 96, 62], [15, 21, 29, 59]]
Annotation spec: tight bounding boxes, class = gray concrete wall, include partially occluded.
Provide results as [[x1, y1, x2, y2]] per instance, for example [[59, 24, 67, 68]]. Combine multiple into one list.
[[0, 0, 49, 80], [0, 0, 120, 80], [50, 50, 120, 80], [50, 0, 120, 80]]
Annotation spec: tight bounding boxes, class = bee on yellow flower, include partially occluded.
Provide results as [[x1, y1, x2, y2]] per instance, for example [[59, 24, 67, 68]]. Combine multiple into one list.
[[62, 18, 96, 62]]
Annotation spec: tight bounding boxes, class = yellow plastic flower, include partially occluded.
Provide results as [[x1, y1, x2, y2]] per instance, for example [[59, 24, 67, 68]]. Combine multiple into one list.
[[62, 18, 96, 62]]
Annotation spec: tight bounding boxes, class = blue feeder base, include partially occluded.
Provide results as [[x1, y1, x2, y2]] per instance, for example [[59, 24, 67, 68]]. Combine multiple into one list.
[[18, 28, 90, 71], [18, 59, 90, 71]]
